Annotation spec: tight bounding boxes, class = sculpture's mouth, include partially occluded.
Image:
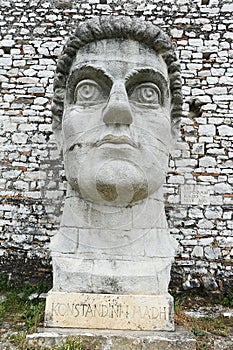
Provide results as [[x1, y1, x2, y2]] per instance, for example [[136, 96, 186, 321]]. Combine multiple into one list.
[[96, 134, 138, 148]]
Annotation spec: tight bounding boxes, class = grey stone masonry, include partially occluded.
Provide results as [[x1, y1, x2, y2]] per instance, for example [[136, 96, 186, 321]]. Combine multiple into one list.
[[0, 0, 232, 292]]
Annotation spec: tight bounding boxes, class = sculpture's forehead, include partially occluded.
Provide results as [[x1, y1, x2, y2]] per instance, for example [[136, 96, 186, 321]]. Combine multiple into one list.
[[71, 39, 168, 79]]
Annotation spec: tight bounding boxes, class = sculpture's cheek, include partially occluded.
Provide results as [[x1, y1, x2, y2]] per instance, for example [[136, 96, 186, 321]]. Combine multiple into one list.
[[62, 106, 104, 139], [130, 106, 172, 147]]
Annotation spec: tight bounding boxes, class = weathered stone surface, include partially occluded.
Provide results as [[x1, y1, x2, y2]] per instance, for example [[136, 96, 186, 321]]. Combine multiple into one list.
[[51, 254, 173, 295], [0, 0, 233, 294], [48, 17, 181, 303], [27, 327, 196, 349], [45, 292, 174, 331]]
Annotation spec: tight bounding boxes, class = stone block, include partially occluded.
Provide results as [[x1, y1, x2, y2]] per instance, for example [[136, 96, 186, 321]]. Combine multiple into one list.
[[50, 227, 78, 254], [60, 196, 133, 230], [27, 327, 196, 349], [214, 183, 232, 194], [199, 124, 216, 136], [218, 125, 233, 136], [189, 38, 203, 46], [221, 4, 233, 12], [51, 255, 172, 294], [0, 57, 12, 66], [199, 156, 216, 167], [45, 292, 174, 331]]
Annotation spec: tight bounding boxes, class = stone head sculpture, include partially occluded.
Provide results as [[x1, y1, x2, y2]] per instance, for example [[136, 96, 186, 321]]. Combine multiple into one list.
[[51, 16, 182, 207], [49, 16, 182, 297]]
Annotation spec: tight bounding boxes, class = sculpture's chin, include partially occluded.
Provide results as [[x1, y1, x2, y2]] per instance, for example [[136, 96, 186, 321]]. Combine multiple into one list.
[[68, 177, 149, 206], [66, 158, 165, 206], [95, 179, 149, 205]]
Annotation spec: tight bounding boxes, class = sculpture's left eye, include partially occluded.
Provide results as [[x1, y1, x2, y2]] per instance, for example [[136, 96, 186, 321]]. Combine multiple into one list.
[[129, 83, 161, 106], [74, 79, 104, 104]]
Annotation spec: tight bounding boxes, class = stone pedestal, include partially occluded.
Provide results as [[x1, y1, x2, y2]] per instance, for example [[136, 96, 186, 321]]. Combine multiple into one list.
[[50, 192, 178, 296], [27, 327, 196, 349], [45, 292, 174, 331]]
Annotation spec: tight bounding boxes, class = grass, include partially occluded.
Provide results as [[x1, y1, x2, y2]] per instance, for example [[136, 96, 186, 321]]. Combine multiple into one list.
[[55, 337, 85, 350], [0, 279, 48, 349], [0, 276, 101, 349], [221, 292, 233, 307], [7, 335, 89, 350], [173, 288, 233, 309], [174, 290, 233, 350], [54, 337, 101, 350], [0, 281, 47, 333], [4, 334, 101, 350], [0, 279, 232, 350]]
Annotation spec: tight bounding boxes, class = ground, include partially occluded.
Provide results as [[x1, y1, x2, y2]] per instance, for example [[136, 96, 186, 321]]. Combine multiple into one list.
[[174, 291, 233, 350], [0, 281, 232, 350]]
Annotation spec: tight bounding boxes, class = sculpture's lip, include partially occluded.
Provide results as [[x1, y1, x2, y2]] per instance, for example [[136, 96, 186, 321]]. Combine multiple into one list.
[[96, 134, 138, 148]]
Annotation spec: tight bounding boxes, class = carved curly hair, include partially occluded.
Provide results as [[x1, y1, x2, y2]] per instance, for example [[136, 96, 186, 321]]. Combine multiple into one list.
[[52, 16, 182, 136]]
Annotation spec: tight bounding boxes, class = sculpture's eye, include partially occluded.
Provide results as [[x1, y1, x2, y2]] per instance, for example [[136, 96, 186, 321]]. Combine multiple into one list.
[[129, 83, 161, 106], [74, 79, 104, 104]]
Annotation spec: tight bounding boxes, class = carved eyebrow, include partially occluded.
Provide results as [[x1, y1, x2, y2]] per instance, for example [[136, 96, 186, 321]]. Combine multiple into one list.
[[66, 64, 113, 104], [68, 64, 113, 85], [125, 68, 169, 105]]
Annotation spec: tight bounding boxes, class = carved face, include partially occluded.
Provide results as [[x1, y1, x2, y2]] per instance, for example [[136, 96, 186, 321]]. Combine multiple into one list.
[[62, 39, 172, 206]]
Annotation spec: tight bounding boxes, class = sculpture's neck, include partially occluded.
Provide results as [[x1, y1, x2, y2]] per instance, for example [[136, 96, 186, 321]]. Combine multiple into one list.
[[60, 184, 168, 231], [51, 183, 178, 277]]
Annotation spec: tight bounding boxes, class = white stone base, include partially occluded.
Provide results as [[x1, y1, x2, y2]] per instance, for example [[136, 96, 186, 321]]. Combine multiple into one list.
[[27, 327, 196, 349], [45, 291, 174, 331]]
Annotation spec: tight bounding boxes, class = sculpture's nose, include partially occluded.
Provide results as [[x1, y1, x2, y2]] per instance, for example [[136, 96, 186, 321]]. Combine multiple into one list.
[[102, 81, 133, 125]]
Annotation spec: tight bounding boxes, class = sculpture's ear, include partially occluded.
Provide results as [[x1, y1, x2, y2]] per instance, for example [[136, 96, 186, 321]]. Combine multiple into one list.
[[170, 109, 181, 149], [171, 119, 180, 140], [51, 95, 64, 154], [52, 124, 63, 155]]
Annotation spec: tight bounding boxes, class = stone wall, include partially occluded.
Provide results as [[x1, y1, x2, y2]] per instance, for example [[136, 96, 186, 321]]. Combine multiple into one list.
[[0, 0, 232, 291]]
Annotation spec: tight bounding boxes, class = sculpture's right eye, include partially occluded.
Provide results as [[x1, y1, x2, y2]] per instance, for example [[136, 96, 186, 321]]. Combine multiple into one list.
[[129, 83, 161, 106], [74, 79, 104, 105]]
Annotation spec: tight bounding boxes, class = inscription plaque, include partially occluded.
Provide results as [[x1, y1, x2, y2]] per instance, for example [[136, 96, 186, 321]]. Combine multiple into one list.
[[45, 292, 174, 331], [180, 185, 210, 205]]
